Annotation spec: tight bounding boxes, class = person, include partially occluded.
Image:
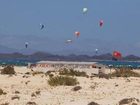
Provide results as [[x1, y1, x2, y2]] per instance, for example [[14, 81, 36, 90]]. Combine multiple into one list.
[[98, 67, 102, 78], [98, 67, 108, 79]]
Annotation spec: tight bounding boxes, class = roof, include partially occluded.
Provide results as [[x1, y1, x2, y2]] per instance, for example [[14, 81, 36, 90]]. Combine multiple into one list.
[[36, 61, 97, 65]]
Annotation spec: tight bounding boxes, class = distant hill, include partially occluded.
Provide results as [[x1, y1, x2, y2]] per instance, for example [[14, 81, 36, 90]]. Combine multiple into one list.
[[0, 52, 140, 61], [0, 45, 17, 53], [123, 55, 140, 61], [92, 53, 112, 60]]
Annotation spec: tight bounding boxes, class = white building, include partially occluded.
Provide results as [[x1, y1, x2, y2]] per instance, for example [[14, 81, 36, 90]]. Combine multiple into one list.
[[28, 61, 106, 74], [35, 61, 98, 69]]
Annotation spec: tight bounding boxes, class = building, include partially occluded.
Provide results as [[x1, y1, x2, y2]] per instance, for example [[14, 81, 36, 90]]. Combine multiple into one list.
[[29, 61, 106, 69], [28, 61, 106, 75]]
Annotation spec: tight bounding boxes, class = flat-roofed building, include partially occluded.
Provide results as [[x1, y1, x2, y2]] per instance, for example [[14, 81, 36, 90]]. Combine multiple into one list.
[[28, 61, 106, 75], [35, 61, 97, 69]]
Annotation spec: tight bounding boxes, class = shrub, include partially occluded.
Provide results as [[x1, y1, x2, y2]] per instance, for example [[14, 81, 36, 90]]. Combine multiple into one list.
[[49, 74, 54, 78], [15, 91, 20, 94], [88, 101, 100, 105], [98, 73, 109, 79], [72, 86, 82, 91], [1, 66, 15, 75], [11, 95, 20, 100], [111, 67, 140, 77], [31, 90, 41, 97], [45, 71, 55, 76], [31, 93, 36, 97], [119, 98, 140, 105], [48, 76, 79, 86], [45, 71, 52, 75], [0, 89, 4, 95], [0, 89, 7, 95], [59, 68, 87, 77], [90, 82, 98, 90], [32, 71, 44, 76], [26, 102, 37, 105], [0, 103, 9, 105], [25, 72, 30, 75], [35, 90, 41, 95]]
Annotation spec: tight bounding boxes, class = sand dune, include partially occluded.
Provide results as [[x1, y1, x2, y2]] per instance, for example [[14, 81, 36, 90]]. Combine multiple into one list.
[[0, 66, 140, 105]]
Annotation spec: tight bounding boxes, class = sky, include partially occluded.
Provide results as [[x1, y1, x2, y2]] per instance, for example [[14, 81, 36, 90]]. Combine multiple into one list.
[[0, 0, 140, 56]]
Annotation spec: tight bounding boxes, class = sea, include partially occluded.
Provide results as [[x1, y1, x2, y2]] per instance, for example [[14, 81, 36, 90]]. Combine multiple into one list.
[[0, 59, 37, 66], [0, 59, 140, 69], [98, 61, 140, 68]]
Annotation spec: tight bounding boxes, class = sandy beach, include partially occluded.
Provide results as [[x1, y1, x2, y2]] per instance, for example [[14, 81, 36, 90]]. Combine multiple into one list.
[[0, 66, 140, 105]]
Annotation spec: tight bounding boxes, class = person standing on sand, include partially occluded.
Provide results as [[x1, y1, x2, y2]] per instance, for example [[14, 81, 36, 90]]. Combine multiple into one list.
[[98, 67, 106, 78], [98, 67, 102, 78]]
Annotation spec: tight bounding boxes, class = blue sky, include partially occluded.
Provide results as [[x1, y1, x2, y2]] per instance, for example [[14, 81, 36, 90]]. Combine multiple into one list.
[[0, 0, 140, 55]]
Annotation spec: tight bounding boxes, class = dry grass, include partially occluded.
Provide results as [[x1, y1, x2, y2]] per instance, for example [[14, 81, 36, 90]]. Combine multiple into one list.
[[59, 68, 87, 77], [0, 89, 7, 95], [111, 67, 140, 77], [31, 90, 41, 97], [1, 66, 15, 75], [98, 73, 109, 79], [0, 103, 9, 105], [25, 72, 31, 75], [26, 102, 37, 105], [72, 86, 82, 91], [15, 91, 20, 94], [35, 90, 41, 95], [45, 71, 54, 75], [31, 93, 36, 97], [11, 95, 20, 100], [32, 71, 44, 76], [88, 101, 100, 105], [48, 76, 79, 86], [90, 82, 98, 90], [48, 74, 54, 78], [119, 98, 139, 105]]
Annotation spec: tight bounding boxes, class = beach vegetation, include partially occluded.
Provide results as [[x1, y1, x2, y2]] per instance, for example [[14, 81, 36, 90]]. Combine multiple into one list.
[[11, 95, 20, 100], [32, 71, 44, 76], [35, 90, 41, 95], [0, 89, 7, 95], [1, 66, 15, 75], [45, 70, 55, 75], [98, 73, 109, 79], [48, 76, 79, 86], [31, 93, 36, 97], [0, 103, 9, 105], [119, 98, 139, 105], [48, 74, 54, 78], [25, 72, 30, 75], [111, 67, 140, 77], [45, 71, 55, 78], [45, 71, 51, 76], [59, 68, 87, 77], [72, 86, 82, 91], [26, 102, 37, 105], [31, 90, 41, 97], [15, 91, 20, 94], [88, 101, 100, 105], [90, 82, 98, 90]]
